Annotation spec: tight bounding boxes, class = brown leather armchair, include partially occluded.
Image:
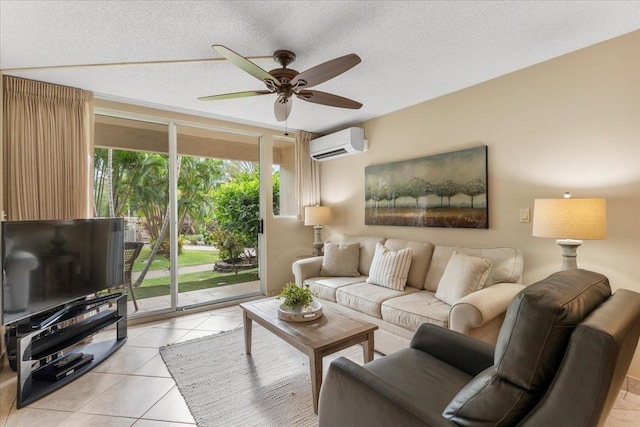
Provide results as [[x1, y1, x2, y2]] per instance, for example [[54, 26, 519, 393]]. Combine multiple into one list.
[[318, 269, 640, 427]]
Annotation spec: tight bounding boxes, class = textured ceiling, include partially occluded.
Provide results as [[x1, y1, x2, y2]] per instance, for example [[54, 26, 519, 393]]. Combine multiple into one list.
[[1, 1, 638, 134]]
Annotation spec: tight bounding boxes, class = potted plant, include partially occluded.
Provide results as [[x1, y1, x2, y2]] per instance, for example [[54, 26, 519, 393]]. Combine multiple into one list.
[[277, 282, 316, 313]]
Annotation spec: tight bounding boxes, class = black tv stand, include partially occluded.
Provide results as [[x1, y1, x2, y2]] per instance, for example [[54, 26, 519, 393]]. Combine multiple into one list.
[[6, 293, 127, 408]]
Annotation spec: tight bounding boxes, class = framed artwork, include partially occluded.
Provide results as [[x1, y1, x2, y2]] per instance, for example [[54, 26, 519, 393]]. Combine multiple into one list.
[[365, 146, 488, 228]]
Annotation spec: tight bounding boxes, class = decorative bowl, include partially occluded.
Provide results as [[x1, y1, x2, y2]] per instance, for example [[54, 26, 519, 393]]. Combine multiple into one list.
[[278, 300, 323, 322]]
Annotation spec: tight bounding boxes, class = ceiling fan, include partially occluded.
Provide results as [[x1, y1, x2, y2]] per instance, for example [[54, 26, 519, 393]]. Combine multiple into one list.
[[199, 45, 363, 122]]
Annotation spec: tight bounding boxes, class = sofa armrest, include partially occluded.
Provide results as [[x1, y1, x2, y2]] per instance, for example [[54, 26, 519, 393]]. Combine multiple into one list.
[[449, 282, 525, 334], [319, 357, 457, 427], [410, 323, 495, 376], [292, 256, 323, 285]]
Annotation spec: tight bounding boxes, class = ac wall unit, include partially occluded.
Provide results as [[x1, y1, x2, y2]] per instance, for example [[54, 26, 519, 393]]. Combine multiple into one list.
[[310, 127, 368, 161]]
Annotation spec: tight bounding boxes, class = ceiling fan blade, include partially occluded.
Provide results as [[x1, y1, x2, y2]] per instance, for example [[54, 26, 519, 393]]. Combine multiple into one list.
[[296, 90, 362, 109], [290, 54, 361, 89], [198, 90, 272, 101], [274, 97, 293, 122], [212, 45, 280, 86]]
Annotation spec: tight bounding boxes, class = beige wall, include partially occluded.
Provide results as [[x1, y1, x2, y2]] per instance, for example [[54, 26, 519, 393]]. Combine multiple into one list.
[[319, 32, 640, 376]]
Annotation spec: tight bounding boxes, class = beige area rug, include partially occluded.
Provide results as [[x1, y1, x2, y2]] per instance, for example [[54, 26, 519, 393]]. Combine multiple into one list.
[[159, 325, 366, 427]]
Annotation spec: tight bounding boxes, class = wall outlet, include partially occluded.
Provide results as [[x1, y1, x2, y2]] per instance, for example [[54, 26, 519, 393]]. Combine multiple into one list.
[[520, 208, 531, 223]]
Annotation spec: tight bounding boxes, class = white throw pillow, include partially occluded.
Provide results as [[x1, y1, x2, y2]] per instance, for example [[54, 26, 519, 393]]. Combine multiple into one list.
[[366, 243, 413, 290], [435, 251, 492, 305], [320, 242, 361, 277]]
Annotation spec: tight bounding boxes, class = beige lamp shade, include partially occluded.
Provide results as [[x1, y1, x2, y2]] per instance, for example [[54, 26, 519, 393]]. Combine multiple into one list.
[[532, 198, 607, 240], [304, 206, 331, 226]]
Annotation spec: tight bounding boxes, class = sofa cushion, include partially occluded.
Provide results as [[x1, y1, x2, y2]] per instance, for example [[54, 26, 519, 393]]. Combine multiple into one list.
[[425, 246, 522, 292], [366, 243, 413, 290], [443, 269, 611, 426], [435, 251, 492, 305], [336, 282, 420, 318], [381, 291, 450, 331], [305, 276, 367, 302], [320, 242, 360, 277], [340, 234, 386, 276], [384, 239, 434, 289]]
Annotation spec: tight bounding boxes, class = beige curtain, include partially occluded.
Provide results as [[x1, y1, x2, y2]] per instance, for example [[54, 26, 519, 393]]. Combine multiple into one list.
[[295, 130, 320, 220], [3, 76, 94, 220]]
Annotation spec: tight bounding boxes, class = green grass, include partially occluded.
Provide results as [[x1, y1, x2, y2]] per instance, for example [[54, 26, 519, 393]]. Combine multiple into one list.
[[130, 269, 259, 300], [133, 246, 220, 272], [126, 245, 257, 302], [139, 268, 258, 287]]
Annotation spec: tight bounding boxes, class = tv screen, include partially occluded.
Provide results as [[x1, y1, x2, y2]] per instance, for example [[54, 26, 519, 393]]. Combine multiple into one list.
[[2, 217, 124, 325]]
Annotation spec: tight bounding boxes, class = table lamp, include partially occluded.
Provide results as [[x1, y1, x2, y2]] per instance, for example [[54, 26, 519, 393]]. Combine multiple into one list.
[[304, 206, 331, 256], [532, 193, 607, 270]]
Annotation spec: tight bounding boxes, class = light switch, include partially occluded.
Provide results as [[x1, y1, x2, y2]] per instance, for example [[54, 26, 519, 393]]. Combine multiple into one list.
[[520, 208, 531, 223]]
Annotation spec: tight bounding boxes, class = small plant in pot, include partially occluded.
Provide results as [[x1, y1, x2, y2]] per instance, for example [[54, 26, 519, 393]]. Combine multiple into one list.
[[277, 282, 317, 312]]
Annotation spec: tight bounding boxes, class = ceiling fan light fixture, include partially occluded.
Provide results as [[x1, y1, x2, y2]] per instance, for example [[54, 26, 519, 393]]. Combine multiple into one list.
[[274, 96, 293, 122]]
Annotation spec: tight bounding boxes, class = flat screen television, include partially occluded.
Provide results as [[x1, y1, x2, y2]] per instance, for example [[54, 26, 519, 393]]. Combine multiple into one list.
[[2, 217, 124, 325]]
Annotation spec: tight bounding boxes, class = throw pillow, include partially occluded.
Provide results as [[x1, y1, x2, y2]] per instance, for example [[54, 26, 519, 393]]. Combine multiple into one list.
[[320, 242, 360, 277], [435, 251, 492, 305], [366, 243, 412, 290]]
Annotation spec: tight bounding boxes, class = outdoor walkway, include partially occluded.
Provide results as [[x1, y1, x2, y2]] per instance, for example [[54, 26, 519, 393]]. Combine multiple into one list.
[[128, 244, 261, 314], [129, 280, 261, 314], [132, 262, 215, 281]]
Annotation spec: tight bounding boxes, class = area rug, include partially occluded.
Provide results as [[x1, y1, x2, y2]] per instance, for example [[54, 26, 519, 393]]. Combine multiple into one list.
[[159, 325, 366, 427]]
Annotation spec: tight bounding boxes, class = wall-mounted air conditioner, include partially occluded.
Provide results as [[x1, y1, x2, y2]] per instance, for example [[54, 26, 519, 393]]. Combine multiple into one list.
[[310, 127, 368, 161]]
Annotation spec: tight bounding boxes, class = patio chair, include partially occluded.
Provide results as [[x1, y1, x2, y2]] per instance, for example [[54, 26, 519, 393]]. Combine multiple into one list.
[[122, 241, 144, 311]]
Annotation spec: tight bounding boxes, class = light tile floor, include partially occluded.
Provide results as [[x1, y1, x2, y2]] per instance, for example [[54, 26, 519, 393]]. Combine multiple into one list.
[[1, 304, 639, 426]]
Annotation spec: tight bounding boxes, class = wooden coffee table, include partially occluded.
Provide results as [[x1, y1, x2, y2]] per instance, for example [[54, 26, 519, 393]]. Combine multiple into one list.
[[239, 297, 377, 414]]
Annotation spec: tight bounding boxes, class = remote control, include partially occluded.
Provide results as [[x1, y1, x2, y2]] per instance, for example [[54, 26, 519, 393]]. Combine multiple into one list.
[[54, 353, 83, 369]]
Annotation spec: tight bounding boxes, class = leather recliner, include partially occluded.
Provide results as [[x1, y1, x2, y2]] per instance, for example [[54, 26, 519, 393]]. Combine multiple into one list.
[[318, 269, 640, 427]]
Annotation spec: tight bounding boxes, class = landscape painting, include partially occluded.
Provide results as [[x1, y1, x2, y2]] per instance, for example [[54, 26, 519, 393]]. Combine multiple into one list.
[[365, 146, 488, 228]]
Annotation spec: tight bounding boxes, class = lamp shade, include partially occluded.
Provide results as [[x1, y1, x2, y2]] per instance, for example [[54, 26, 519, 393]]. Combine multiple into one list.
[[532, 198, 607, 240], [304, 206, 331, 226]]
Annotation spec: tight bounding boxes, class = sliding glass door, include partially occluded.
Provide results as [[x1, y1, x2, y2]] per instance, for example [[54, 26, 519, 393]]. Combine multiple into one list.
[[174, 124, 261, 310], [94, 115, 172, 314], [93, 113, 264, 317]]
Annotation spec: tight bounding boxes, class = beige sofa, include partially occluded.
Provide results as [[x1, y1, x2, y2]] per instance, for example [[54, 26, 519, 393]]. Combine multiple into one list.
[[292, 234, 524, 355]]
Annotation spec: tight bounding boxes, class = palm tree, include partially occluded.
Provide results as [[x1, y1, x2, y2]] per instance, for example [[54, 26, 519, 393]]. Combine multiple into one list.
[[93, 148, 145, 217], [133, 155, 182, 288], [132, 153, 170, 242], [177, 157, 225, 237]]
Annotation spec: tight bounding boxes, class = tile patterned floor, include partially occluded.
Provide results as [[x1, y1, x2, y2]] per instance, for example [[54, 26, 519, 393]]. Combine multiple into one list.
[[1, 303, 639, 426]]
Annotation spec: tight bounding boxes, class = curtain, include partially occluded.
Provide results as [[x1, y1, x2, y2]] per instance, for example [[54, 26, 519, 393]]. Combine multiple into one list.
[[295, 130, 320, 220], [3, 76, 94, 220]]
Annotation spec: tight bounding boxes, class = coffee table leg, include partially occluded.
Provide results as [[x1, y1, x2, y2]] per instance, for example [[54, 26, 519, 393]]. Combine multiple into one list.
[[363, 331, 375, 363], [243, 310, 252, 354], [310, 353, 322, 414]]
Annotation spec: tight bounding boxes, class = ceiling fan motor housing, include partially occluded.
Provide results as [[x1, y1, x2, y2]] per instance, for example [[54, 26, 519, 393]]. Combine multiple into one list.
[[272, 50, 296, 67]]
